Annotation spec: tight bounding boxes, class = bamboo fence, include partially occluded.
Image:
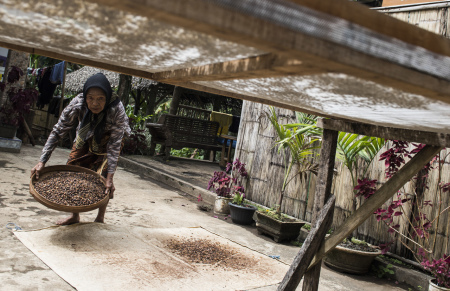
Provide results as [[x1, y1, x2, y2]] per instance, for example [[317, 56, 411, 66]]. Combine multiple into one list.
[[235, 101, 450, 260]]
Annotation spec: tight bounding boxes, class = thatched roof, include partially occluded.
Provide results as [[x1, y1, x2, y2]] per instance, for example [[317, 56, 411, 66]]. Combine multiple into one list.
[[65, 66, 157, 92], [133, 78, 158, 91]]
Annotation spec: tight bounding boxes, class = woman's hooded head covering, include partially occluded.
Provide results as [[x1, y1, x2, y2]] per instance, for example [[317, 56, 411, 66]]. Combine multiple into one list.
[[82, 73, 113, 109], [76, 73, 120, 153]]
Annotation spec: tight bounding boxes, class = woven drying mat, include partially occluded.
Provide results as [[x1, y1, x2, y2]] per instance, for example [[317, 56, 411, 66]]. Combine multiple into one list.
[[14, 224, 289, 291]]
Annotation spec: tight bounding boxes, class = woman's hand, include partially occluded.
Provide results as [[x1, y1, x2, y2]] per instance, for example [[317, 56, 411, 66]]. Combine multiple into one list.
[[31, 162, 45, 179], [105, 173, 115, 199]]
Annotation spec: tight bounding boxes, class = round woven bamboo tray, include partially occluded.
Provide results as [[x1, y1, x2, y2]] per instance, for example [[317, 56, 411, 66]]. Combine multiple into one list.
[[29, 165, 109, 213]]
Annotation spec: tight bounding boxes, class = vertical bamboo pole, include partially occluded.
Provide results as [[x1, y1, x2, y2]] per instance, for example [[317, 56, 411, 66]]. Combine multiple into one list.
[[58, 61, 68, 117], [58, 61, 67, 147]]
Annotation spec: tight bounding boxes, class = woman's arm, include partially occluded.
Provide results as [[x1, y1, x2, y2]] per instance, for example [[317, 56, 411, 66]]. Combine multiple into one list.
[[39, 95, 83, 164], [105, 101, 131, 196]]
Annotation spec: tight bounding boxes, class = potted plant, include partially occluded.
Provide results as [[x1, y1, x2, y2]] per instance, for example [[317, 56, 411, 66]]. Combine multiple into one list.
[[324, 237, 382, 274], [0, 66, 38, 139], [216, 159, 258, 225], [285, 115, 386, 270], [419, 249, 450, 291], [228, 192, 257, 225], [254, 108, 318, 242], [370, 141, 450, 290], [322, 132, 386, 274], [207, 158, 248, 215]]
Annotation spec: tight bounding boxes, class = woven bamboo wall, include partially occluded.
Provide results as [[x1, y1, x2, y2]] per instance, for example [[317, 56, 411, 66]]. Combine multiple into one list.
[[235, 100, 450, 259], [386, 8, 448, 36], [32, 106, 58, 136]]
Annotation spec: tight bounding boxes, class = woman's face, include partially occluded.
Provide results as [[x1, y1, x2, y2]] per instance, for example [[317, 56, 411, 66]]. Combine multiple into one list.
[[86, 87, 106, 114]]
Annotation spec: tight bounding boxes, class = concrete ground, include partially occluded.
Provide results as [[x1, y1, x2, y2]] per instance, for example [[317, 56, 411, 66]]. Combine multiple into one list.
[[1, 145, 411, 290]]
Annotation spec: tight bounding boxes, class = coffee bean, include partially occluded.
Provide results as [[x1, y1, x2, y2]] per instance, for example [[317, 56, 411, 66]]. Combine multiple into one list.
[[34, 172, 106, 207]]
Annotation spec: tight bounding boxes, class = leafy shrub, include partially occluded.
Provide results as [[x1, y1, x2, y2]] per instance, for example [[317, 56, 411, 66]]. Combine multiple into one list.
[[207, 159, 247, 198], [122, 128, 147, 155], [0, 66, 38, 126]]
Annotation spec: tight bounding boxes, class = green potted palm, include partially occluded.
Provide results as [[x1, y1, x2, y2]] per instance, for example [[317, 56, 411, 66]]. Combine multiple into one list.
[[254, 108, 319, 242], [268, 113, 386, 269], [320, 130, 385, 274]]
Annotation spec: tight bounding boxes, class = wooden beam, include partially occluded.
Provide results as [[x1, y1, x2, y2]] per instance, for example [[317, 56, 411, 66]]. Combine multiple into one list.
[[151, 54, 324, 83], [87, 0, 450, 105], [0, 40, 354, 121], [278, 195, 336, 291], [317, 118, 450, 146], [0, 41, 155, 82], [285, 0, 450, 58], [176, 82, 350, 121], [307, 144, 443, 269], [303, 129, 339, 291]]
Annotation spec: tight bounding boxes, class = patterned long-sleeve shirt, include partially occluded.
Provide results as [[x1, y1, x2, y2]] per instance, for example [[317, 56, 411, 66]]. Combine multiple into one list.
[[40, 94, 131, 174]]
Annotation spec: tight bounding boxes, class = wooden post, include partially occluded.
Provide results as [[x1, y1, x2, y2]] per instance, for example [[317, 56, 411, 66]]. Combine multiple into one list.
[[145, 87, 157, 121], [278, 195, 336, 291], [302, 128, 338, 291], [44, 108, 51, 137], [58, 61, 68, 117], [134, 89, 142, 116], [212, 95, 222, 112], [161, 86, 182, 157], [307, 144, 443, 269], [58, 61, 67, 147], [117, 74, 132, 107], [21, 119, 35, 146], [169, 86, 182, 115]]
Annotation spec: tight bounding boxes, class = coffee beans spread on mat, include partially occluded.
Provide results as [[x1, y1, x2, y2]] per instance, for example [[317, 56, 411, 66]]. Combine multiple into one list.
[[34, 172, 106, 206], [166, 238, 255, 269]]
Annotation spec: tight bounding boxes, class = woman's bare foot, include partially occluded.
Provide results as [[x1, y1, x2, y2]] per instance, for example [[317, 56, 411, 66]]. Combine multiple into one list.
[[94, 203, 107, 223], [56, 213, 80, 225]]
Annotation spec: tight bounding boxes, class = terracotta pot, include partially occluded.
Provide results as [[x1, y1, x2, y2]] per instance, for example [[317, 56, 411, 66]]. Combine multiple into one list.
[[429, 279, 450, 291], [255, 211, 305, 243], [229, 202, 256, 225], [214, 196, 233, 214], [324, 244, 381, 274]]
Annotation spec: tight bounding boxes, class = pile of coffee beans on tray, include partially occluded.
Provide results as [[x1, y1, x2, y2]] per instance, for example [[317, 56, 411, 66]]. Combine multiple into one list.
[[166, 238, 256, 269], [34, 171, 106, 206]]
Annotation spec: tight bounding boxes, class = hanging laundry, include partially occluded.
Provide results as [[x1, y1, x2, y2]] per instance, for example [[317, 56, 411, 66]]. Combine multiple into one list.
[[49, 61, 65, 84], [48, 95, 70, 118], [36, 67, 57, 109], [210, 111, 233, 135], [228, 115, 241, 134]]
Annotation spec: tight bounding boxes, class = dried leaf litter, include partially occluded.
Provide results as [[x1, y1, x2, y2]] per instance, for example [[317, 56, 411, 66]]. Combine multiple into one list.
[[34, 172, 106, 206], [166, 238, 256, 270]]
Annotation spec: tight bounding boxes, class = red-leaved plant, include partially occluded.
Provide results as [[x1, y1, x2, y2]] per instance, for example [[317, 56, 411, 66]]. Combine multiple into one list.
[[0, 66, 38, 126], [207, 159, 247, 198], [419, 249, 450, 288], [355, 141, 450, 287]]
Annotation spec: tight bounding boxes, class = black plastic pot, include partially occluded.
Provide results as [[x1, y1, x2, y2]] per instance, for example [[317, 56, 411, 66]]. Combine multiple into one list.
[[228, 202, 257, 225], [0, 124, 17, 139]]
